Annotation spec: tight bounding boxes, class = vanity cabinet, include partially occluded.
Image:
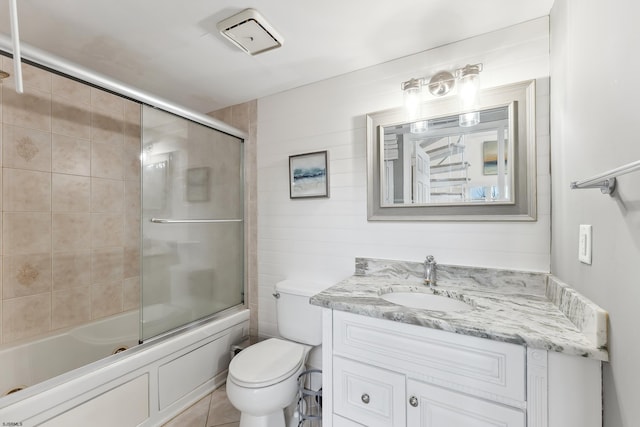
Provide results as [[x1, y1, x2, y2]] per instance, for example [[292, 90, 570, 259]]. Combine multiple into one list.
[[322, 310, 602, 427]]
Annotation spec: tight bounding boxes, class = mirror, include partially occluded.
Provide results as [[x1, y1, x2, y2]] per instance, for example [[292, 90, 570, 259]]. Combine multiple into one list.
[[367, 79, 537, 221]]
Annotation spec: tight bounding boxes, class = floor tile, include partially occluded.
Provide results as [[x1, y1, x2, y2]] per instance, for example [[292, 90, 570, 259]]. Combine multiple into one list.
[[207, 384, 241, 427], [162, 393, 212, 427]]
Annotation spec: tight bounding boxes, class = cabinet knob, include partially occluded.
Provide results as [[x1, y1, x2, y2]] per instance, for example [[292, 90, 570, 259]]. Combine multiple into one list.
[[361, 393, 370, 404], [409, 396, 419, 407]]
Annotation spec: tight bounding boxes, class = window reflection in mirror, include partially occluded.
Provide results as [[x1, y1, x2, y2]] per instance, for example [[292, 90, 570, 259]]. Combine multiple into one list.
[[367, 79, 537, 221], [381, 105, 512, 206]]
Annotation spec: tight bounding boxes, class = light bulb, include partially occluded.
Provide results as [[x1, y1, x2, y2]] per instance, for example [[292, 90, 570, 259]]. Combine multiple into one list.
[[456, 64, 482, 127], [459, 112, 480, 127], [459, 77, 479, 108], [410, 120, 428, 134], [402, 78, 423, 121]]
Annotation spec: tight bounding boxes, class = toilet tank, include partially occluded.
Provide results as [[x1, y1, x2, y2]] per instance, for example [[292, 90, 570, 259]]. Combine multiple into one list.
[[275, 280, 327, 346]]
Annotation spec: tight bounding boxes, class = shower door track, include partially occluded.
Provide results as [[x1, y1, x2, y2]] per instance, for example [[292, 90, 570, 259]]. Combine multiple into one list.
[[150, 218, 243, 224], [0, 35, 247, 140]]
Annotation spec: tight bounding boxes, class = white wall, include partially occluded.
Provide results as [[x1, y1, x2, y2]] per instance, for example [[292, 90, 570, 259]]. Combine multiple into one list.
[[550, 1, 640, 426], [257, 18, 551, 336]]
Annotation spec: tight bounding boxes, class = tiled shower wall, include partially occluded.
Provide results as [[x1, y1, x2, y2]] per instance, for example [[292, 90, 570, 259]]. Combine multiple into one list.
[[0, 57, 141, 345], [209, 100, 258, 337]]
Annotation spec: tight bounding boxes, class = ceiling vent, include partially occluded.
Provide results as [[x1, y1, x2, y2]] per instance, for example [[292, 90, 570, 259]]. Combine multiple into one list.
[[217, 8, 284, 56]]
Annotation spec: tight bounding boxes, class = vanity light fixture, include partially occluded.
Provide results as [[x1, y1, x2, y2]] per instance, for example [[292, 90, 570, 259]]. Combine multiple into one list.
[[401, 63, 483, 128]]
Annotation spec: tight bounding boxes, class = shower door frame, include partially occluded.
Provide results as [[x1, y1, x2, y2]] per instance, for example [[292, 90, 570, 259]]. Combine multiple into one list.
[[140, 105, 246, 341]]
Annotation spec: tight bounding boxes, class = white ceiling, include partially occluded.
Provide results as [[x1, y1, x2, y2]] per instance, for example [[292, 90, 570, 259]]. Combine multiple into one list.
[[0, 0, 553, 113]]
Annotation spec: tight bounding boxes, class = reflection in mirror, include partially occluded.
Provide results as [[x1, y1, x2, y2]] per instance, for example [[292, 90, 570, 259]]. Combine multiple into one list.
[[367, 79, 537, 221], [382, 106, 511, 206]]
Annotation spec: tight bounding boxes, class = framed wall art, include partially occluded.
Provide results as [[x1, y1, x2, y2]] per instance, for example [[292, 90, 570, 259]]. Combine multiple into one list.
[[289, 150, 329, 199], [483, 140, 508, 175]]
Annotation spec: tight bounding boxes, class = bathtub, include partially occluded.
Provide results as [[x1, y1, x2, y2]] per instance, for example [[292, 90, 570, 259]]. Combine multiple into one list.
[[0, 310, 139, 397], [0, 306, 249, 426]]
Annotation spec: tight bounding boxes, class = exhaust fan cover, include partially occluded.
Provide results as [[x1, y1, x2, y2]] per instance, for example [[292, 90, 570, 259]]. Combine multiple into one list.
[[217, 8, 284, 55]]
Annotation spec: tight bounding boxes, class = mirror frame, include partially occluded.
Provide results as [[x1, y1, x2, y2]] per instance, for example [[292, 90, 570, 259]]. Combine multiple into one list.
[[366, 79, 537, 221]]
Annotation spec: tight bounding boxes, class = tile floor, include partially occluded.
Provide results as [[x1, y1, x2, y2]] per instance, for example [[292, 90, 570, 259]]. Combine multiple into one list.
[[162, 383, 240, 427]]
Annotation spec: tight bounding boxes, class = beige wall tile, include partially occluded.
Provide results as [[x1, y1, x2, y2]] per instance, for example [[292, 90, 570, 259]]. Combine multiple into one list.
[[123, 276, 140, 311], [3, 253, 52, 299], [210, 101, 257, 335], [124, 101, 141, 152], [2, 124, 52, 172], [0, 63, 143, 340], [92, 178, 124, 213], [230, 103, 250, 133], [52, 74, 91, 105], [124, 214, 141, 249], [91, 247, 123, 285], [91, 213, 124, 248], [52, 286, 91, 330], [92, 141, 123, 179], [52, 251, 92, 291], [2, 293, 51, 342], [91, 88, 124, 115], [123, 247, 140, 279], [51, 95, 91, 139], [2, 85, 52, 132], [3, 169, 51, 212], [3, 212, 52, 255], [52, 173, 91, 212], [52, 213, 91, 252], [2, 58, 51, 93], [51, 134, 91, 176], [91, 281, 123, 319], [124, 146, 141, 181], [125, 180, 141, 217], [92, 110, 124, 145]]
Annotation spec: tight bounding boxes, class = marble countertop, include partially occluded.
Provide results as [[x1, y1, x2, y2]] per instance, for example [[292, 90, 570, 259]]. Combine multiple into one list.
[[310, 258, 608, 361]]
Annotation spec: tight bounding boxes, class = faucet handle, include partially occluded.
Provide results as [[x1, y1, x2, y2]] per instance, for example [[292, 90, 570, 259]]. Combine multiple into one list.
[[425, 255, 436, 264]]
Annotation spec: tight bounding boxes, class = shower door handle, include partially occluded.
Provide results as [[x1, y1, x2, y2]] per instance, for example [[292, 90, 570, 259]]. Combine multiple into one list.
[[150, 218, 243, 224]]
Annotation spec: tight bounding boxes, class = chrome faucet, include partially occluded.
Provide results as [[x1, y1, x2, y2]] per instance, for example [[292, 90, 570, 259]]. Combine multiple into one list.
[[424, 255, 437, 286]]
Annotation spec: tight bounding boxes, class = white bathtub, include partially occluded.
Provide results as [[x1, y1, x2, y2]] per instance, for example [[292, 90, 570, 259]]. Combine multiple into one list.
[[0, 310, 139, 397], [0, 307, 249, 426]]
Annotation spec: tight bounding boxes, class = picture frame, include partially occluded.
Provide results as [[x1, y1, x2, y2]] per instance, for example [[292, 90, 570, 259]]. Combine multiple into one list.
[[186, 166, 210, 202], [289, 150, 329, 199], [483, 140, 508, 175]]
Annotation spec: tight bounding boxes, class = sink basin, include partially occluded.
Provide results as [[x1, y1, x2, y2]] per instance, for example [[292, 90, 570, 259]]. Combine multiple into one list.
[[381, 291, 473, 312]]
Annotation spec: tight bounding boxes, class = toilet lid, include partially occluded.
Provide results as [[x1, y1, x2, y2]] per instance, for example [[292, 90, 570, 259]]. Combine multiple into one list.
[[229, 338, 305, 388]]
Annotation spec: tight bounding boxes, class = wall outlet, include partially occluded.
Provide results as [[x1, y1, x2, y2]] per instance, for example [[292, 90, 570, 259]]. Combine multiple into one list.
[[579, 224, 592, 265]]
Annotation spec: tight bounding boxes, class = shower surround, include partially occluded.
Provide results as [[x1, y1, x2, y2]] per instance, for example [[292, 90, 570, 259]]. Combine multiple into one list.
[[0, 56, 141, 347], [0, 54, 253, 425]]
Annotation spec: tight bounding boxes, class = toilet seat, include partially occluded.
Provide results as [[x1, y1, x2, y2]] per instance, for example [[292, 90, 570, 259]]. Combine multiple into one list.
[[228, 338, 305, 388]]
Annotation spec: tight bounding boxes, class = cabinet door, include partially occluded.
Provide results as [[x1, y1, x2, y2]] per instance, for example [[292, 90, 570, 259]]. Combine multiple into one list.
[[407, 379, 525, 427]]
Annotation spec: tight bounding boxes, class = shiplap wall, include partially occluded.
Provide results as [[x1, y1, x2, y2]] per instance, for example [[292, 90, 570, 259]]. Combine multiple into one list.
[[257, 18, 550, 336]]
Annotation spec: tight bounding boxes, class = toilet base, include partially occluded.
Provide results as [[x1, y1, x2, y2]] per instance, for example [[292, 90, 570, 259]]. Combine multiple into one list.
[[239, 410, 285, 427]]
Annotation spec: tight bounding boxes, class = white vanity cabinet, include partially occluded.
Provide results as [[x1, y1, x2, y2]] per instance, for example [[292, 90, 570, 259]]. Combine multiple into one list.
[[322, 310, 602, 427]]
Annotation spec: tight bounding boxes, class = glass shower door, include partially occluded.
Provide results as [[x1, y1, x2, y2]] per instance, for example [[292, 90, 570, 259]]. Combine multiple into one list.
[[140, 106, 244, 341]]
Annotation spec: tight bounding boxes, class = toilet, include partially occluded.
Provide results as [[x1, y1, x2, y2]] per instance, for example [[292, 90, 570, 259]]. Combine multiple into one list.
[[226, 280, 325, 427]]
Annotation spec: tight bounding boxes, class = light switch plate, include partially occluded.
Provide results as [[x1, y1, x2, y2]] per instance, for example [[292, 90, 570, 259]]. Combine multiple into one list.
[[579, 224, 592, 264]]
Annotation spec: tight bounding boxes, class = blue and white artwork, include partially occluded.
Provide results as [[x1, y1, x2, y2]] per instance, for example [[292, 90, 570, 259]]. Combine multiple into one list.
[[289, 151, 329, 198]]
